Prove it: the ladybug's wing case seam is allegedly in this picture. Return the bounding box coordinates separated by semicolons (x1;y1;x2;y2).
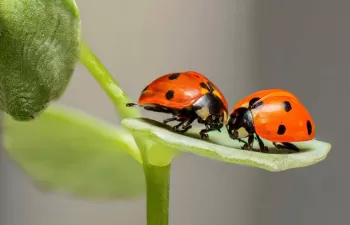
251;90;299;109
231;89;288;112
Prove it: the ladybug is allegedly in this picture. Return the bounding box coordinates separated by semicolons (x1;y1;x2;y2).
226;88;315;152
126;71;228;139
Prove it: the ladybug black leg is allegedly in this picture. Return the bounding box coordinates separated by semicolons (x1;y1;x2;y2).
172;116;196;133
241;134;254;150
180;116;197;133
255;134;268;153
237;138;248;145
199;130;209;139
163;116;180;124
273;142;282;149
199;122;223;139
273;142;300;152
172;121;186;132
282;142;300;152
179;124;192;133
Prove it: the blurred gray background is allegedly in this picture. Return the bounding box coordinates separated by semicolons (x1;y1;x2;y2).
0;0;347;225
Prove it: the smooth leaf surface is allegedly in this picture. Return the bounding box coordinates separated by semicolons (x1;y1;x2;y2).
2;105;145;199
0;0;81;120
122;118;331;172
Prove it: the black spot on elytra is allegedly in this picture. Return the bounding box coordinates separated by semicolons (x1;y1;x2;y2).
306;120;312;135
249;97;263;109
165;90;175;100
200;82;208;89
282;101;292;112
277;124;286;135
168;73;180;80
142;85;148;92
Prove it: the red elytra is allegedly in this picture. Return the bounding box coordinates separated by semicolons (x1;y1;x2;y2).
226;89;315;152
126;71;228;139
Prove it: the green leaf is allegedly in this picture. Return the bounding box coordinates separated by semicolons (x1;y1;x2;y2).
2;105;146;199
0;0;81;121
122;118;331;172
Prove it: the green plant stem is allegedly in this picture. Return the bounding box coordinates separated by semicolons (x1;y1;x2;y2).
79;40;140;118
80;40;171;225
143;163;170;225
134;135;170;225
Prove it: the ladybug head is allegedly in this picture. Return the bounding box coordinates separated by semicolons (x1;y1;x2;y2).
193;93;228;128
226;107;254;139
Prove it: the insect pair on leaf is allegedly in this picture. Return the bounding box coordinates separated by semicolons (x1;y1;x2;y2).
126;71;315;153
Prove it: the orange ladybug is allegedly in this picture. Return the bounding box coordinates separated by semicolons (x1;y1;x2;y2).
226;89;315;152
126;71;228;139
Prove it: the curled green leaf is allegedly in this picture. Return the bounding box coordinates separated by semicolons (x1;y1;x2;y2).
0;0;81;120
122;118;331;172
2;105;145;199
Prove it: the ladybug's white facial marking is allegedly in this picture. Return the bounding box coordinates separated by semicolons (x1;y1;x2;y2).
226;107;253;140
236;127;249;138
227;125;249;139
223;111;228;124
195;107;210;120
